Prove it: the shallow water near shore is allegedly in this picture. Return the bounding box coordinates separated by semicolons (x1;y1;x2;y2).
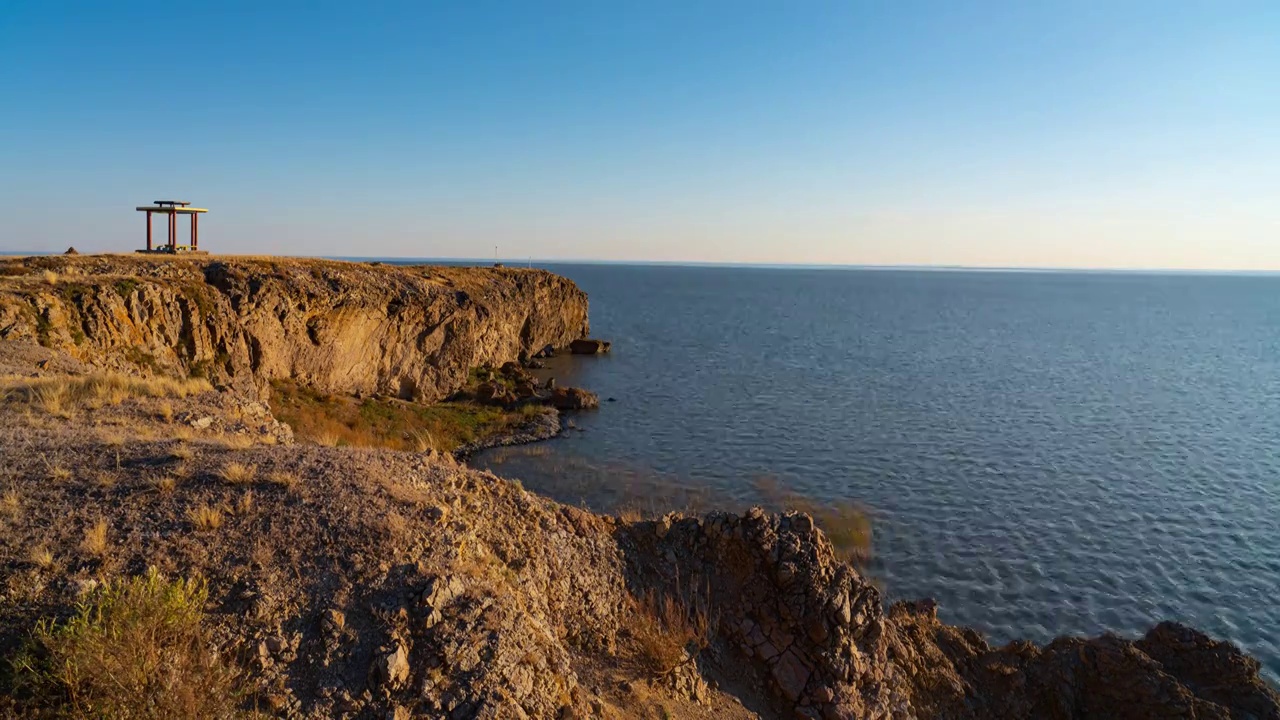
411;262;1280;684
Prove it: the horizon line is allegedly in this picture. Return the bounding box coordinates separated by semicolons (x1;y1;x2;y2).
4;249;1280;276
334;255;1280;276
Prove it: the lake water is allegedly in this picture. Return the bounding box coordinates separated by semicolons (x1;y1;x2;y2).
462;263;1280;684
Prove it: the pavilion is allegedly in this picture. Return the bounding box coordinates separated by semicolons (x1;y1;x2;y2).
135;200;208;253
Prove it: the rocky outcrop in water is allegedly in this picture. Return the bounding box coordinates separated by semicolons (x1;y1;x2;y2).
626;509;1279;719
0;255;589;402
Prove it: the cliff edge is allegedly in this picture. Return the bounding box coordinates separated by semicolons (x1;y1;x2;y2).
0;254;588;401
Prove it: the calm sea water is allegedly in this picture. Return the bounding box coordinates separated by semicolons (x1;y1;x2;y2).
460;263;1280;684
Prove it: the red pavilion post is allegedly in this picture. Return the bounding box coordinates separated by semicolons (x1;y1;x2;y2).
145;211;152;251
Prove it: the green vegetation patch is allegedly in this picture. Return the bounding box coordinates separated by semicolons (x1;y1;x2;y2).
8;568;253;719
111;278;140;299
124;347;161;373
271;379;543;453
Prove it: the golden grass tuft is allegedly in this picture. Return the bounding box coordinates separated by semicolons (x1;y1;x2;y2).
29;544;54;569
1;489;20;516
9;568;249;718
95;428;127;446
408;428;434;453
42;269;58;285
212;434;255;450
218;462;257;485
266;470;298;489
234;491;254;516
43;456;72;482
630;589;714;676
154;476;178;495
314;429;342;447
187;503;224;530
169;444;195;461
615;505;646;524
80;520;110;557
156;400;175;422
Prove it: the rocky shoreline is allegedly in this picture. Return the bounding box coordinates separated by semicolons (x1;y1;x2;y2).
452;407;564;460
0;256;1276;719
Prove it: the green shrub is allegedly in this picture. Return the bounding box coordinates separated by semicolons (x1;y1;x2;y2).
10;568;254;719
112;278;139;299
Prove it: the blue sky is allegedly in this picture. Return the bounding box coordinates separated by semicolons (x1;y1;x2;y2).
2;1;1277;267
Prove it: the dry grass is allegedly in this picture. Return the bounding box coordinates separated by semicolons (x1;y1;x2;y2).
408;427;434;453
9;568;251;718
80;520;110;557
266;470;298;490
154;476;178;495
156;400;175;422
314;429;341;447
1;489;19;516
754;476;873;565
630;587;714;675
169;444;195;461
187;503;224;530
43;456;72;482
28;544;54;569
234;491;255;516
95;428;127;446
42;269;58;285
93;471;117;489
0;373;211;415
212;434;256;450
615;505;646;523
218;462;257;485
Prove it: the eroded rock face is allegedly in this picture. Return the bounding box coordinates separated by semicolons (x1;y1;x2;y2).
622;510;1280;720
623;509;906;718
0;255;589;401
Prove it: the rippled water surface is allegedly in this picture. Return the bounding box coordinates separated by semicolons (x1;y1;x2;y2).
467;264;1280;683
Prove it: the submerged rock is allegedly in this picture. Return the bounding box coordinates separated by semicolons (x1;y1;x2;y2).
569;338;611;354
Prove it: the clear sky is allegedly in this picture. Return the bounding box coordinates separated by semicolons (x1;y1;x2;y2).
1;1;1277;268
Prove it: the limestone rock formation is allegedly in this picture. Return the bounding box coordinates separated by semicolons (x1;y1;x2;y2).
0;255;589;402
623;509;1280;719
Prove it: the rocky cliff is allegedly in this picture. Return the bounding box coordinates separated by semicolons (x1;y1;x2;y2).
0;254;589;401
0;258;1276;719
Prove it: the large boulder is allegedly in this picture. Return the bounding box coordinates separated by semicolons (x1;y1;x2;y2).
569;338;611;355
549;387;599;410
